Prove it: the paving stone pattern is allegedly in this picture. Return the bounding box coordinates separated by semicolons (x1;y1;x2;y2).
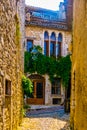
18;106;70;130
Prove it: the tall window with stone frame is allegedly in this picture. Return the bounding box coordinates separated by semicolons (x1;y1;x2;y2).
56;33;62;57
44;31;49;56
51;78;61;95
50;32;56;57
26;39;33;52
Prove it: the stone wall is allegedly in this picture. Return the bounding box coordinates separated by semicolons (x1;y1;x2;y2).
64;0;73;30
43;74;65;105
25;26;72;56
71;0;87;129
0;0;25;130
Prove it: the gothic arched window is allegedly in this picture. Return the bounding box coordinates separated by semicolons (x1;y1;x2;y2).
44;31;49;56
50;32;56;57
57;33;62;57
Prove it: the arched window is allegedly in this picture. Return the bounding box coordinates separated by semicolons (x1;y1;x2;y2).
50;32;56;57
57;33;62;57
44;31;49;56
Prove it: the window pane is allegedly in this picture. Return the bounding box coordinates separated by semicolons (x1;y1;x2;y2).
44;31;49;40
44;41;47;55
56;43;61;57
44;41;49;56
50;32;56;41
36;83;43;98
52;87;55;94
51;78;61;95
50;42;55;56
56;87;61;95
58;33;62;42
27;40;33;52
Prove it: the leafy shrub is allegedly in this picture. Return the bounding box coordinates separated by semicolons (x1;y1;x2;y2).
22;75;33;97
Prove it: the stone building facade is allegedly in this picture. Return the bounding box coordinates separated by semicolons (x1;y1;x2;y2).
70;0;87;130
25;0;72;105
0;0;25;130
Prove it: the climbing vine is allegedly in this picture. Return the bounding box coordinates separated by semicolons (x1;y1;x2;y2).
24;46;71;88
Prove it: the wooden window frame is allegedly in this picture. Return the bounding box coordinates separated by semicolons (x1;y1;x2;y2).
51;78;61;95
44;40;49;56
50;41;56;57
57;42;61;57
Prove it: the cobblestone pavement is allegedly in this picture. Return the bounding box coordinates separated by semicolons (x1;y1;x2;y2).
18;106;70;130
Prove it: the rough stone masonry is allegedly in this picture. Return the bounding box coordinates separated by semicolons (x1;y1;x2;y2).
70;0;87;130
0;0;25;129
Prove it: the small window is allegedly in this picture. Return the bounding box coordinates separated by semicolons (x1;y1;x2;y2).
51;78;61;95
26;40;33;52
5;79;11;95
53;98;61;105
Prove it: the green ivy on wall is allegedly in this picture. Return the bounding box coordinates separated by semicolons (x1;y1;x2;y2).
24;46;71;88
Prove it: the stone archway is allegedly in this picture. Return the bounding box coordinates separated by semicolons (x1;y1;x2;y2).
27;74;45;105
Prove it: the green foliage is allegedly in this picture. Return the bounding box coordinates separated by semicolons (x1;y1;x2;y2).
23;104;31;109
57;55;71;87
22;75;33;97
21;105;31;117
31;45;43;53
21;108;26;117
24;46;71;88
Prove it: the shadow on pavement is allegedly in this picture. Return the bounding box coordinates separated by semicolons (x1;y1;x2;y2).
25;105;69;121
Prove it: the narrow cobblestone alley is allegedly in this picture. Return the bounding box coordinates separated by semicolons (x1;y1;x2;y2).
18;106;70;130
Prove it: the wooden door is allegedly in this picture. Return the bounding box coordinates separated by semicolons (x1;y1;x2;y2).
27;74;45;105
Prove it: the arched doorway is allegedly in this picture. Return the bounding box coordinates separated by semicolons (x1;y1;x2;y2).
27;74;45;105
